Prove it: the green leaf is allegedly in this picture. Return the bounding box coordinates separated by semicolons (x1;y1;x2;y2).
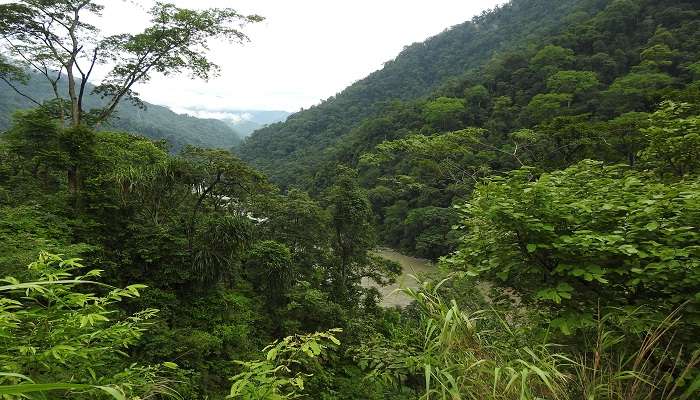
266;347;278;361
680;373;700;400
645;221;659;231
163;362;179;369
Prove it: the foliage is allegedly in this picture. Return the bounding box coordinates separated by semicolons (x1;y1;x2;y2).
0;252;178;399
324;167;379;302
640;101;700;177
360;274;700;399
448;160;700;335
572;307;700;400
356;276;570;399
245;241;294;309
228;329;342;399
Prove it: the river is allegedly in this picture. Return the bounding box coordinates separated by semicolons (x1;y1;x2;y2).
362;247;436;307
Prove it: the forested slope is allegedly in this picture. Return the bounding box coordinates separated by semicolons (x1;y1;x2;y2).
247;0;700;259
237;0;609;186
0;73;243;150
354;0;700;258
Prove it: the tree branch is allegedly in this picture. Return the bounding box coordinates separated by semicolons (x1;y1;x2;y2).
0;76;41;106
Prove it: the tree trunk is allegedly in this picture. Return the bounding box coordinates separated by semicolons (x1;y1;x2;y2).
66;62;81;127
67;165;79;195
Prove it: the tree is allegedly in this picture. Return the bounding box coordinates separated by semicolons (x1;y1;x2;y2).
3;108;64;179
256;189;330;269
244;240;294;309
0;0;263;127
546;70;599;106
640;101;700;177
180;146;265;250
600;111;650;166
524;93;572;123
324;167;376;302
176;147;268;284
530;45;575;76
463;84;491;124
422;97;466;132
603;72;675;113
229;329;341;400
402;206;461;259
639;44;678;71
361;128;504;187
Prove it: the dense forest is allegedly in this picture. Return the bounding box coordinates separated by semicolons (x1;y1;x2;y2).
241;0;700;260
237;0;609;186
1;0;699;399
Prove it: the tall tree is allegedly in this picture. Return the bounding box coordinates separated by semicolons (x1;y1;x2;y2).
324;166;375;301
0;1;262;196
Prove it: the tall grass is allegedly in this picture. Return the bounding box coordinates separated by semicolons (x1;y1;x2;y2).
365;275;700;400
398;275;571;399
573;304;700;400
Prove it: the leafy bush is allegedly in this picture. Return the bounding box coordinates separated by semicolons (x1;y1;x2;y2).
229;329;342;399
449;160;700;334
0;253;178;399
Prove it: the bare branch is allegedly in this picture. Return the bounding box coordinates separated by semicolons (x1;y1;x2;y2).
0;75;41;106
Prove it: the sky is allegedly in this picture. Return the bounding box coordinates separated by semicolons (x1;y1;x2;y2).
94;0;506;116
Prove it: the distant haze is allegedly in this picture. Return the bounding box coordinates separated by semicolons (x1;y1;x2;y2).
88;0;505;115
181;109;292;137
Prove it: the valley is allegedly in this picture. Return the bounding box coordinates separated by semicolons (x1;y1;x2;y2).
0;0;699;399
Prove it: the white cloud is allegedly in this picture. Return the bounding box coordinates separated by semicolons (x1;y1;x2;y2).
22;0;509;113
175;109;254;123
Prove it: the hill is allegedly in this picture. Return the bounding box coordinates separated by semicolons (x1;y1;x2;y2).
236;0;608;186
0;73;244;150
241;0;700;259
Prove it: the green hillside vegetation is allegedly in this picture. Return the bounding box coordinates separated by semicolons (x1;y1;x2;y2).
0;71;243;151
244;0;700;260
0;0;699;399
237;0;610;186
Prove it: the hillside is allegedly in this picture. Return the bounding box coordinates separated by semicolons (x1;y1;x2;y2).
240;0;700;259
0;74;244;150
1;0;699;398
353;0;700;259
237;0;608;186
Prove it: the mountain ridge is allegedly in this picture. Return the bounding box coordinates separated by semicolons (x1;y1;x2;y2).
237;0;606;186
0;72;245;151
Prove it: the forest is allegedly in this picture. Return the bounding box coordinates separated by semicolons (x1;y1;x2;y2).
0;0;699;399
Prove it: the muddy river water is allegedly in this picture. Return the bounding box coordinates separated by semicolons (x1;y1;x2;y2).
361;247;436;307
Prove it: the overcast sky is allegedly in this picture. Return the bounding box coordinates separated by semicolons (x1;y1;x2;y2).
94;0;506;115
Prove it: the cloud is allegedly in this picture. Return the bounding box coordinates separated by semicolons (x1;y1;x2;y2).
92;0;506;113
175;109;255;123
